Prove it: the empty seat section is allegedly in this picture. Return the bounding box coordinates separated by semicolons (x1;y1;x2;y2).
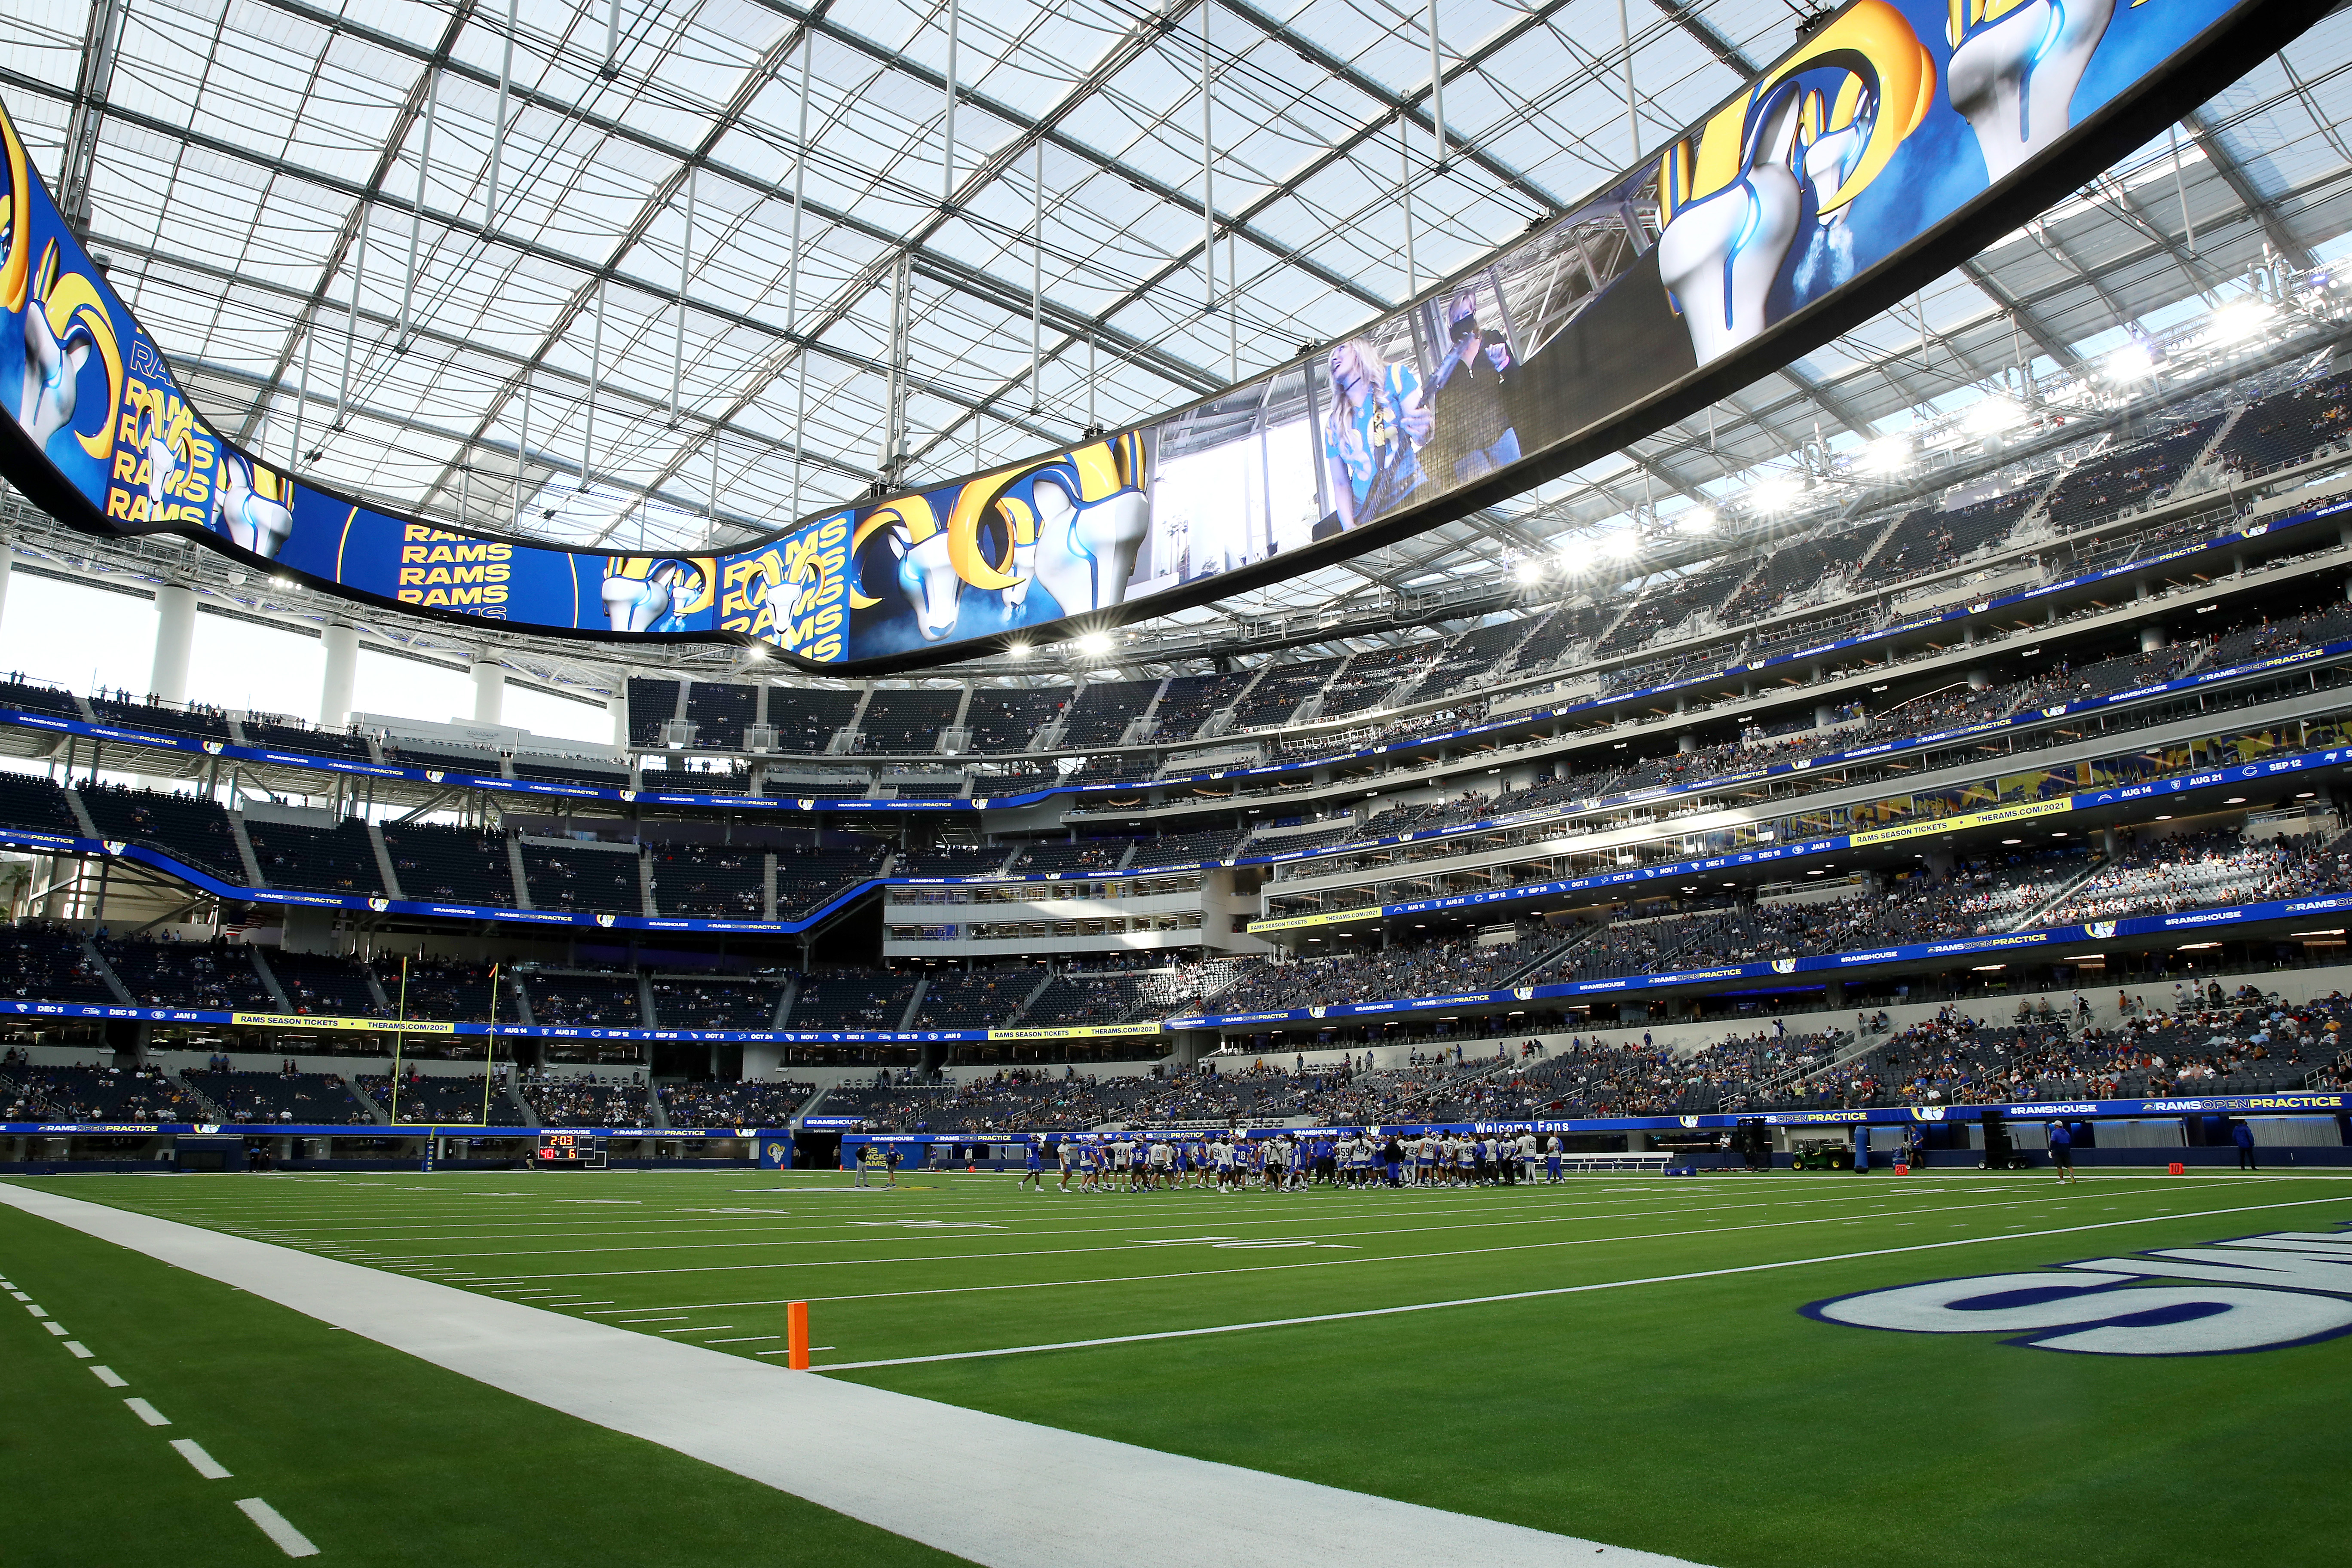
0;772;83;834
78;785;245;884
1059;678;1161;747
0;676;82;719
859;687;962;753
912;967;1031;1028
2041;416;2222;531
380;823;518;905
626;676;681;746
524;972;644;1026
650;847;765;918
1421;619;1527;686
512;753;631;787
1231;660;1339;730
1011;839;1128;874
188;1071;376;1124
239;718;374;760
382;743;503;776
363;1073;523;1124
99;937;273;1009
684;681;758;747
775;841;888;916
521;843;643;914
246;820;384;894
1147;671;1250;740
649;977;784;1028
2217;371;2352;476
372;959;511;1022
1317;645;1434;717
767;686;861;753
789;971;917;1029
89;696;233;740
268;951;387;1016
1127;827;1244;869
964;686;1066;752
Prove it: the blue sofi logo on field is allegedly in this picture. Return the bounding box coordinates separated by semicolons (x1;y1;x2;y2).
1803;1227;2352;1356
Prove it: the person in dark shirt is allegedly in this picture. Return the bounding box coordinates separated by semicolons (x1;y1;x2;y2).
2046;1119;2077;1183
2232;1118;2257;1171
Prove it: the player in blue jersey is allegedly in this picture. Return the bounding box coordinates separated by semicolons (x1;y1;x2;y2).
1019;1134;1045;1191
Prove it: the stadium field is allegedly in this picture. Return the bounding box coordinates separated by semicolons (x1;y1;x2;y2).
5;1168;2349;1566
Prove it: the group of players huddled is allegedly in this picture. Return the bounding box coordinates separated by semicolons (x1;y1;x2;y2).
1017;1128;1572;1191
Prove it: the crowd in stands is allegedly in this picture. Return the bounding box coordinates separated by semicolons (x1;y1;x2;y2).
0;1060;206;1122
658;1078;815;1127
517;1072;649;1126
186;1068;374;1124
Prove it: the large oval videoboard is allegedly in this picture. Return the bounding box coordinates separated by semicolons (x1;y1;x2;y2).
0;0;2318;673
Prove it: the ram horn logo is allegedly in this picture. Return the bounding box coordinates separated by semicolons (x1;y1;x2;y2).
1655;0;1934;364
1909;1106;1947;1121
2088;921;2118;939
1805;1223;2352;1356
1308;1005;1328;1019
798;799;816;810
1513;987;1535;1001
595;913;618;928
102;839;126;855
201;740;225;755
425;769;445;784
367;897;390;912
618;789;637;802
2043;706;2068;718
1678;1115;1700;1129
1772;958;1798;974
1948;0;2114;182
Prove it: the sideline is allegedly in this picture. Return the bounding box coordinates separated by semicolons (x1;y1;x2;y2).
0;1182;1703;1568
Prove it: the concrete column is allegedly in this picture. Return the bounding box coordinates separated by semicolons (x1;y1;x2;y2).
1966;668;1991;692
1813;703;1836;729
150;582;197;703
1676;732;1699;754
2139;625;2167;653
2102;825;2121;858
319;622;359;728
606;674;632;750
0;542;12;640
470;657;505;724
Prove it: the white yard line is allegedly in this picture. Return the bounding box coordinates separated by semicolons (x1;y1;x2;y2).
0;1182;1704;1568
815;1195;2352;1371
235;1498;318;1559
171;1438;233;1479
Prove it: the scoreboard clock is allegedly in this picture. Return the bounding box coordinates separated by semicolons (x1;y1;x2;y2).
535;1132;608;1168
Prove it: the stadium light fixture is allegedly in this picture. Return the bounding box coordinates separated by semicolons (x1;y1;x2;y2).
1075;632;1114;657
1749;475;1801;511
1965;397;2022;437
2104;342;2155;382
1861;435;1911;475
1513;557;1546;584
1678;506;1715;534
2211;298;2273;343
1604;530;1641;560
1007;640;1031;659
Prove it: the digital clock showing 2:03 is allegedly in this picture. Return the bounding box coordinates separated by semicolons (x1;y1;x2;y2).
535;1132;603;1162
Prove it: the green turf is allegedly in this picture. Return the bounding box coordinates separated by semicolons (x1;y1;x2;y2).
9;1167;2351;1566
0;1196;973;1568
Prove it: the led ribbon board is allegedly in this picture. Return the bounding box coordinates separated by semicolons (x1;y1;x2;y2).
0;0;2316;674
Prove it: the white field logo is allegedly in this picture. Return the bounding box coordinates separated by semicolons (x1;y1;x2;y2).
1804;1225;2352;1356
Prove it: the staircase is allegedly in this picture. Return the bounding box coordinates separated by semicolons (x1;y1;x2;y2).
1997;858;2112;932
505;836;533;910
247;946;294;1010
61;786;100;840
228;813;267;888
366;822;404;899
898;975;930;1031
77;932;135;1003
1000;968;1059;1028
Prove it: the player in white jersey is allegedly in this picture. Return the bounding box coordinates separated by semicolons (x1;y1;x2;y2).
1057;1136;1077;1193
1544;1134;1563;1183
1517;1130;1538;1185
1212;1137;1235;1191
1147;1137;1173;1188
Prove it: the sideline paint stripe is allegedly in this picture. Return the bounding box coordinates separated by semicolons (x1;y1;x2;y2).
124;1397;171;1426
0;1183;1701;1568
815;1195;2352;1371
172;1439;233;1479
90;1365;127;1388
235;1498;318;1559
